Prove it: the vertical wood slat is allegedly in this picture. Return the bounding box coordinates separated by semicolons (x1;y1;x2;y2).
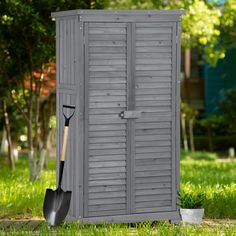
76;18;85;219
126;23;132;214
83;22;89;218
175;20;182;215
130;22;136;214
171;22;177;210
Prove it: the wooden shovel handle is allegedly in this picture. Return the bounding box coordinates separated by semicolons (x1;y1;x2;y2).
61;126;69;161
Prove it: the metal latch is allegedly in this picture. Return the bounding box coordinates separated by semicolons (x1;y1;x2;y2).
119;110;142;119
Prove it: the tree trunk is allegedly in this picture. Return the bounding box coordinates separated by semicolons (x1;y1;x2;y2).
207;124;213;151
28;148;47;181
2;100;15;170
181;113;188;151
189;118;195;152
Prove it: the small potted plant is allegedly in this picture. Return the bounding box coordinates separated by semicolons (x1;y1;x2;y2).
178;191;205;224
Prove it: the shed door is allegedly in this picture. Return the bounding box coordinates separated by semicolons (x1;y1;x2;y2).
83;22;177;217
83;22;130;217
133;22;177;213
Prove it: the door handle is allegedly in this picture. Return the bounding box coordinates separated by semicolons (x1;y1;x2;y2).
119;110;142;119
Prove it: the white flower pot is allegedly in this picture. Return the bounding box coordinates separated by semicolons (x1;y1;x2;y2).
180;208;204;224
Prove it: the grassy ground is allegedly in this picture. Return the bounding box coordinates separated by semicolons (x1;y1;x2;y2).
1;221;236;236
0;152;236;235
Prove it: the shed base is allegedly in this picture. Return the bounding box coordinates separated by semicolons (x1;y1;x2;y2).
66;210;181;224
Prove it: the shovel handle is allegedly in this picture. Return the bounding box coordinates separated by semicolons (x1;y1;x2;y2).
61;126;69;161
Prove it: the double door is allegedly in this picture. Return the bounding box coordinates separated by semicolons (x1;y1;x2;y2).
83;21;178;217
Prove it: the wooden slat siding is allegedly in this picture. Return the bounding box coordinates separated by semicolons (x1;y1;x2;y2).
89;96;126;102
90;90;126;96
136;47;172;53
136;41;172;47
136;200;172;208
136;65;171;71
134;206;173;214
88;210;126;217
89;173;126;180
136;164;171;171
58;18;76;85
89;124;126;131
88;198;126;205
135;141;171;147
135;170;171;178
57;17;78;219
136;52;171;59
89;180;126;187
136;122;171;129
89;160;126;168
89;53;127;59
134;23;174;213
89;204;126;211
89;185;126;193
136;159;171;166
136;176;171;184
171;22;177;210
136;88;171;95
175;20;182;215
89;47;127;54
135;152;171;159
83;22;90;218
136;182;171;189
135;134;171;141
89;65;126;71
85;22;128;217
89;59;126;65
136;28;172;34
89;137;126;143
136;78;172;83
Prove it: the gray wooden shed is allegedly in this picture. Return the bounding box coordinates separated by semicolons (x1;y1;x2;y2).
51;9;185;223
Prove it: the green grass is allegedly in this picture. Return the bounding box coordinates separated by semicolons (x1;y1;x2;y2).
1;152;236;234
181;159;236;218
0;155;55;218
1;221;236;236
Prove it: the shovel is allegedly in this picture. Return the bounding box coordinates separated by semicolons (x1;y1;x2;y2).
43;104;75;226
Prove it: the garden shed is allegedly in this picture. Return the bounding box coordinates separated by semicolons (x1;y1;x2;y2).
51;9;185;223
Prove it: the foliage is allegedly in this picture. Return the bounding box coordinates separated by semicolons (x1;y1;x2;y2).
181;150;217;161
220;0;236;49
178;191;205;209
218;88;236;134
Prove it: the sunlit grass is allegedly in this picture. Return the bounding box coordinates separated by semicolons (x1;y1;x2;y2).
181;159;236;218
1;221;236;236
0;154;55;218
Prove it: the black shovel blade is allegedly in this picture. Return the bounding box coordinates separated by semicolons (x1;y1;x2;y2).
43;188;72;226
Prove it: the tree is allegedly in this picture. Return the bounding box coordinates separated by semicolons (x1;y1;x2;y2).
0;0;109;181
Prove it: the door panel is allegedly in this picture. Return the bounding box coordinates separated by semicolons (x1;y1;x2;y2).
133;22;176;213
84;22;129;217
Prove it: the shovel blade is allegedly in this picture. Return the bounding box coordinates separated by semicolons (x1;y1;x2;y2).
43;188;72;226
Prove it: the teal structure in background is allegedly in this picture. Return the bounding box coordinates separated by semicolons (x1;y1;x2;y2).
203;48;236;115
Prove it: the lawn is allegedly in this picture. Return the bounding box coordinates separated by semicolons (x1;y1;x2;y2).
0;152;236;235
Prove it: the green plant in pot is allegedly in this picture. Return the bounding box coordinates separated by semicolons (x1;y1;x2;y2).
178;191;205;224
